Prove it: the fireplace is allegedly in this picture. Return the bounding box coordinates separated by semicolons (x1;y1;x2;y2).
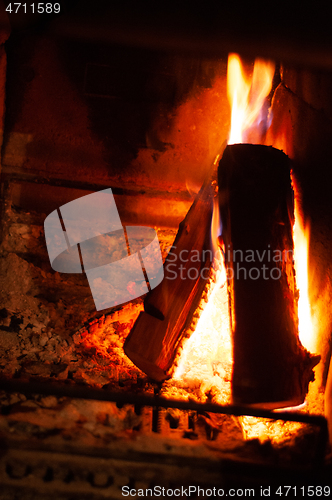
0;2;332;497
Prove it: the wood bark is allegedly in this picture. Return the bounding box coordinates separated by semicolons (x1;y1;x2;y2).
218;144;320;408
124;168;217;381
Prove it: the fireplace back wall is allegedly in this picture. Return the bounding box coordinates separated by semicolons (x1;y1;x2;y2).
1;2;332;496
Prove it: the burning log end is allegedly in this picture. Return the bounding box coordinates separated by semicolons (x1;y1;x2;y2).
298;352;321;391
124;311;168;382
306;353;321;371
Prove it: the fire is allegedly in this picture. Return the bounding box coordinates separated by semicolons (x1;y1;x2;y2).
167;53;320;444
227;54;316;355
292;181;315;352
172;256;230;392
172;206;232;404
227;54;275;144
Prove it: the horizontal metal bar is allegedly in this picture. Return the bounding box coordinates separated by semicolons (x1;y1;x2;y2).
0;378;328;467
0;168;191;202
0;378;326;424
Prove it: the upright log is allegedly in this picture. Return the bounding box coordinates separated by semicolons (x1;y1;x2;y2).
218;144;319;408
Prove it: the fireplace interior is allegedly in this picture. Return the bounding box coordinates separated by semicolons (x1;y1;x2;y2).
0;2;332;498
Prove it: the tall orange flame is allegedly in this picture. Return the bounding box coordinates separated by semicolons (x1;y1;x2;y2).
227;54;275;144
293;184;315;352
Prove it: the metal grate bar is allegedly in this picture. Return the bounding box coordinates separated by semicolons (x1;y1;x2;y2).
0;378;328;466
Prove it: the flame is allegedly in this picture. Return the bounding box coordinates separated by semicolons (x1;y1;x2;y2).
292;181;315;352
173;257;228;377
227;54;275;144
172;200;232;405
211;197;222;256
172;252;232;405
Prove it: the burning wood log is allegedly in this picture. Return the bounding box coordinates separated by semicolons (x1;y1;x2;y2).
144;169;217;321
124;166;218;381
218;144;320;408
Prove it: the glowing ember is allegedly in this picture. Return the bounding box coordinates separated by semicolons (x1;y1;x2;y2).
239;415;304;444
292;180;315;352
227;54;275;144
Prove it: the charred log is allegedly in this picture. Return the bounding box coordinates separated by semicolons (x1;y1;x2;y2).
218;144;320;408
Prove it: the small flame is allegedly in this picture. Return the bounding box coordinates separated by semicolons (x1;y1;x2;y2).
211;197;222;256
293;182;315;352
227;54;275;144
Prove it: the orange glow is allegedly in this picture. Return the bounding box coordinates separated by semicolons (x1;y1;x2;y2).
172;196;232;404
227;54;275;144
172;256;230;393
292;180;315;352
